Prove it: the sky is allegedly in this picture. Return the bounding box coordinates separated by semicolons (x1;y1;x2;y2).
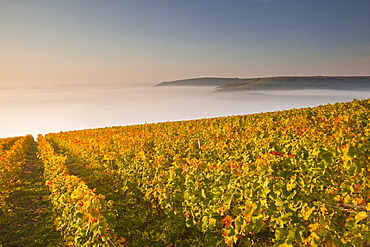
1;0;370;86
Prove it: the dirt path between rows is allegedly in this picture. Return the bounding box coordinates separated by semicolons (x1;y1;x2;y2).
0;141;62;247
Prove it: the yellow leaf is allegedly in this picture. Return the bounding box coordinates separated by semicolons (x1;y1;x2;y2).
303;207;315;221
355;211;368;223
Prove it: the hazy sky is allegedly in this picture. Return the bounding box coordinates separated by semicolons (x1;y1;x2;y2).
1;0;370;85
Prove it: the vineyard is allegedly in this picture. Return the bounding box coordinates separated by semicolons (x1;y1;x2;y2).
0;135;33;218
0;98;369;246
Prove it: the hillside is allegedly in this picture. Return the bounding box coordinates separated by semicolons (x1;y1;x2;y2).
156;76;370;91
156;77;246;87
1;99;370;246
217;76;370;91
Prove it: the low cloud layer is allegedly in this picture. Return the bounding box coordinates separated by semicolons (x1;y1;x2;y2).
1;84;369;138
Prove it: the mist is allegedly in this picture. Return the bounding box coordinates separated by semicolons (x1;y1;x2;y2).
1;83;369;138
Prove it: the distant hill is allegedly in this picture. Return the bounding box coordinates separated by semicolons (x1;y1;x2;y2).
156;77;246;87
156;76;370;91
217;76;370;91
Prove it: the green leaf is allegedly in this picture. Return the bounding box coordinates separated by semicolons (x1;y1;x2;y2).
275;228;287;241
234;215;243;234
287;228;296;241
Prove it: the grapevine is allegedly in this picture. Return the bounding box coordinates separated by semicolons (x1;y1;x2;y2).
45;99;370;246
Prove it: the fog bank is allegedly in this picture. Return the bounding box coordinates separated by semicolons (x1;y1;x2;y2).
1;84;369;138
